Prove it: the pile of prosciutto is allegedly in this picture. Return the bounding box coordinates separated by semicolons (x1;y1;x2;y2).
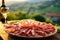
5;19;57;38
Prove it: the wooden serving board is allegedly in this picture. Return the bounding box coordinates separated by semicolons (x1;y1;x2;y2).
0;22;60;40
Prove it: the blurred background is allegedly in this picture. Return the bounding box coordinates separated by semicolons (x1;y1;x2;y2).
0;0;60;26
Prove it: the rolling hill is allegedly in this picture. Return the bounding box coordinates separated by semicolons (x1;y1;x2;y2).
8;0;60;14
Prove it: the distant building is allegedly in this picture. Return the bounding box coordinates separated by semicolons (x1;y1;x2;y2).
45;13;60;23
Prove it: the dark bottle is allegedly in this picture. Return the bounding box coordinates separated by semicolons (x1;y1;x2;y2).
0;37;3;40
0;0;9;24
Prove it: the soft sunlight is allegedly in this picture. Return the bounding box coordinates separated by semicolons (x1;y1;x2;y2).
0;0;28;5
0;0;28;3
0;0;28;2
6;0;28;2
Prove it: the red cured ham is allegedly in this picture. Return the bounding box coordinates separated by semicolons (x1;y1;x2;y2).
5;19;57;38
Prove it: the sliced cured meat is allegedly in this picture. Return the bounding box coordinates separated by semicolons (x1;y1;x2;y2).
5;19;57;38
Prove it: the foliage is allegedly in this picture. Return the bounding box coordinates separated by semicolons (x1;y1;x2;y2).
57;19;60;23
57;19;60;25
46;18;53;24
17;12;30;20
7;11;46;22
57;28;60;33
7;12;30;20
7;13;17;20
6;11;60;26
31;14;46;22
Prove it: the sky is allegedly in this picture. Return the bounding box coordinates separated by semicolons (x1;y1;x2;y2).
0;0;28;3
0;0;52;6
0;0;28;2
0;0;52;3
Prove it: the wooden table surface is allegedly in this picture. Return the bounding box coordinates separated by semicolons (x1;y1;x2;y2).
0;22;60;40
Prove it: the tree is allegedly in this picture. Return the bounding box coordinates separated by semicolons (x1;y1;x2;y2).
7;13;17;20
17;12;30;20
32;14;46;22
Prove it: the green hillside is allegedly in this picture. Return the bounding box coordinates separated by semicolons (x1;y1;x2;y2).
41;7;60;13
9;0;60;14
